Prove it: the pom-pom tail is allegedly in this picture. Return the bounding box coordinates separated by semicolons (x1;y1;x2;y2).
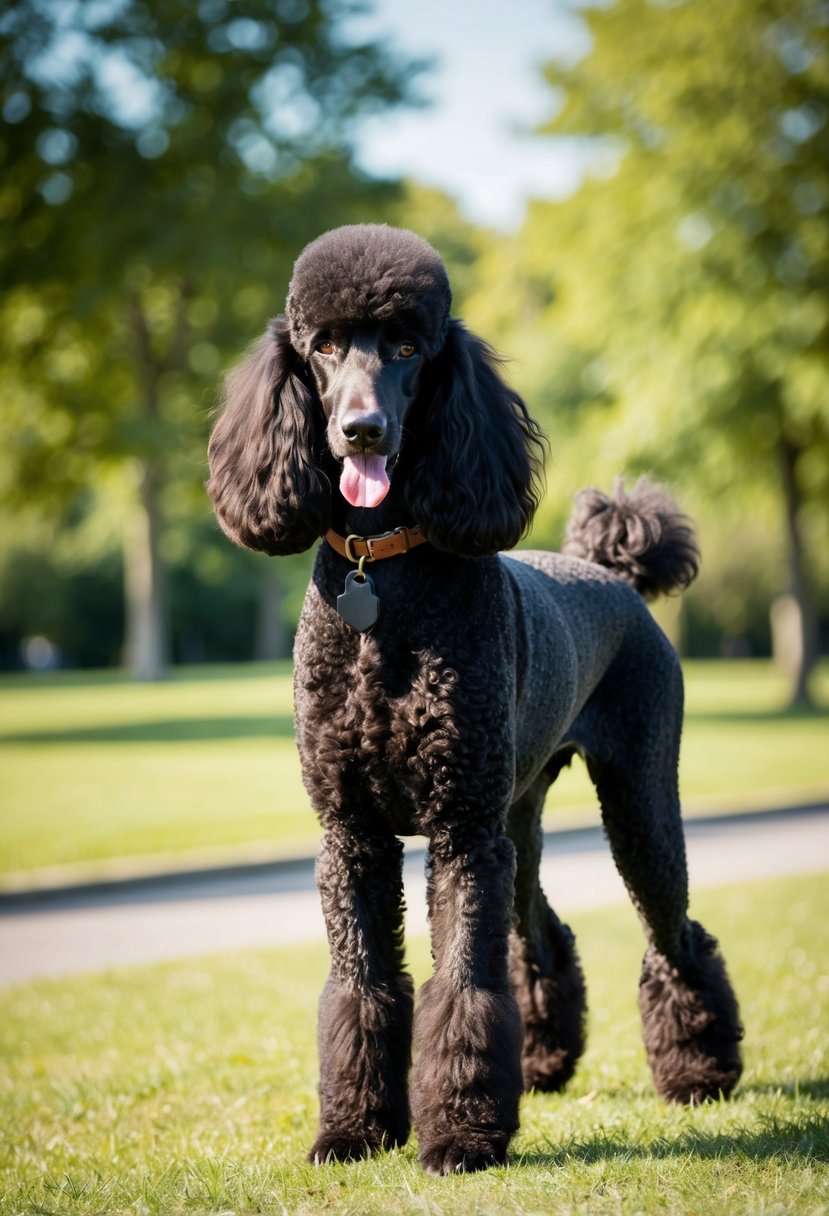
563;477;699;600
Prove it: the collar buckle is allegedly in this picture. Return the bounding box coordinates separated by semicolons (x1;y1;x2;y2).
326;525;427;564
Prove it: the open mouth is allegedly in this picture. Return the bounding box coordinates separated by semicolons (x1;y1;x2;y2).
339;452;393;508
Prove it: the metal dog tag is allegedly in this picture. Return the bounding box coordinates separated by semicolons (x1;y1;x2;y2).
336;570;380;632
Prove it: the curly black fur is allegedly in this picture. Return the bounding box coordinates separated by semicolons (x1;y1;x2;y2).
206;223;742;1174
287;224;452;360
639;921;744;1103
564;477;700;600
401;320;546;555
207;317;332;554
507;773;587;1093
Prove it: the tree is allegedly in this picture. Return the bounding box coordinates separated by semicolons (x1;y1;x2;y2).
0;0;421;677
507;0;828;703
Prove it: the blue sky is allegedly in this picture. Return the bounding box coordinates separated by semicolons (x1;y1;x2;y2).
27;0;591;233
347;0;591;230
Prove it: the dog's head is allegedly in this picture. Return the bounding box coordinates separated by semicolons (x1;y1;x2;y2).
285;226;449;512
207;224;546;556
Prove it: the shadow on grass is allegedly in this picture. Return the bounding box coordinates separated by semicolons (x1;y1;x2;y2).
517;1105;829;1167
2;714;296;744
0;661;294;690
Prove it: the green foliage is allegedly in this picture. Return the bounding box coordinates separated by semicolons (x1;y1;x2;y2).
1;0;419;478
465;0;829;668
0;872;827;1214
0;535;123;670
538;0;829;486
3;0;828;672
0;166;500;669
387;180;498;310
0;0;423;672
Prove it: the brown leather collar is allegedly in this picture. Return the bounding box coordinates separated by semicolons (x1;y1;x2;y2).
324;525;428;563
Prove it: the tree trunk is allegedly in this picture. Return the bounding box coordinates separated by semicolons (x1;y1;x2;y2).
776;437;817;708
123;460;169;681
123;296;174;681
255;564;289;660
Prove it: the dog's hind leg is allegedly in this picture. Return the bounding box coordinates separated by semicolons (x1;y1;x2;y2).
507;767;587;1093
580;643;743;1104
309;826;413;1163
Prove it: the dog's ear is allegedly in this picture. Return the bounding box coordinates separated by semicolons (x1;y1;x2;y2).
403;320;547;555
207;317;330;555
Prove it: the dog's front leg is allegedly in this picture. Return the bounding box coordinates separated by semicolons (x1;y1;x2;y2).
411;828;524;1174
309;826;413;1164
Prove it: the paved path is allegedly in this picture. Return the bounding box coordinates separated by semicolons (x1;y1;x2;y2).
1;805;827;986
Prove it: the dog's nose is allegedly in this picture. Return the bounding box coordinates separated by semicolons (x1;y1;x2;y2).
341;409;387;448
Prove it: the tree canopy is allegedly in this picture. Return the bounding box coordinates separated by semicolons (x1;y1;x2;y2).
2;0;826;693
0;0;422;676
467;0;829;701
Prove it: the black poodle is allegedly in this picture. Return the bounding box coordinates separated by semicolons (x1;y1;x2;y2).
207;224;743;1175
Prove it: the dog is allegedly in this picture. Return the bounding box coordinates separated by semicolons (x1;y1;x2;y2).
207;223;742;1174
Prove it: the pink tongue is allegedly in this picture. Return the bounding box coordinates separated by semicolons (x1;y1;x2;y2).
339;454;390;508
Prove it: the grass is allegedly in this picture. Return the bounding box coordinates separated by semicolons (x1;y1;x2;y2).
0;663;315;879
1;870;827;1214
0;660;827;881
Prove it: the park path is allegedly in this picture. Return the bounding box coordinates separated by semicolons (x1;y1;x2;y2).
0;805;827;986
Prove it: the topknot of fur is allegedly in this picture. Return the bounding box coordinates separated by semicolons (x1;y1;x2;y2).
286;224;452;359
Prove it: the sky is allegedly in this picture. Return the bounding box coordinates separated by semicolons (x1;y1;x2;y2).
27;0;591;234
346;0;592;231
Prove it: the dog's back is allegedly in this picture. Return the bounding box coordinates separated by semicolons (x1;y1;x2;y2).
502;477;698;797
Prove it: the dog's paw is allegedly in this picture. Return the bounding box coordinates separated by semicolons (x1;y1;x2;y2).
419;1130;509;1175
639;931;743;1105
308;1132;374;1165
522;1044;577;1094
309;1121;409;1166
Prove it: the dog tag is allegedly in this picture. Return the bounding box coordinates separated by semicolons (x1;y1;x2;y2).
336;570;380;632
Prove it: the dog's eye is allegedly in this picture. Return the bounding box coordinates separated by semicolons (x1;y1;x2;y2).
316;340;335;356
398;342;417;359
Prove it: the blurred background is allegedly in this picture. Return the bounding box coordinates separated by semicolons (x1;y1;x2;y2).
1;0;827;707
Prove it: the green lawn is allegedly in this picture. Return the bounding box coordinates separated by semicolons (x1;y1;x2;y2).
1;871;827;1215
0;660;827;882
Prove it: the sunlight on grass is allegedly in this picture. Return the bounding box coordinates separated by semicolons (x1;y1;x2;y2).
0;660;826;879
543;659;829;825
0;872;826;1214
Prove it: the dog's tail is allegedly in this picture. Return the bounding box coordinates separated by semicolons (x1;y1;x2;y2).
562;477;699;601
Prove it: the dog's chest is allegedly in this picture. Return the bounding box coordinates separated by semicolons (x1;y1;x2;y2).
293;628;462;832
